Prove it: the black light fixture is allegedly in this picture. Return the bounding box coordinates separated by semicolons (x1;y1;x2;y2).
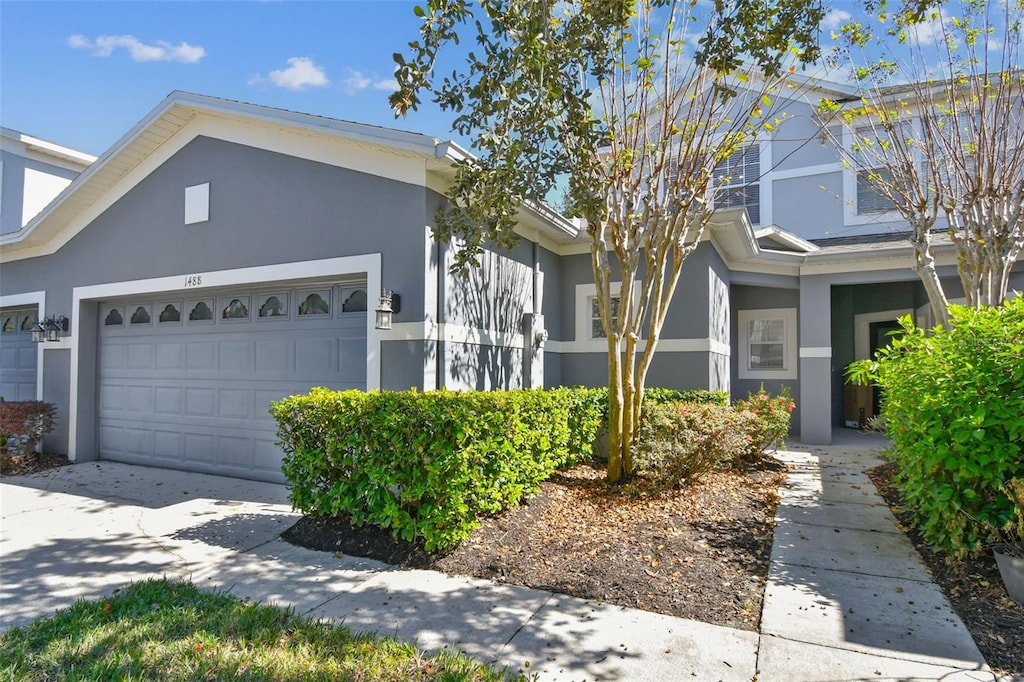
374;290;401;330
32;316;69;343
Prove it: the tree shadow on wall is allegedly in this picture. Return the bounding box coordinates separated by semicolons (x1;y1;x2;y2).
444;248;532;390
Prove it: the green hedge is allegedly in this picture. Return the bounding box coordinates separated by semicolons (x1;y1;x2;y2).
272;387;604;552
848;299;1024;558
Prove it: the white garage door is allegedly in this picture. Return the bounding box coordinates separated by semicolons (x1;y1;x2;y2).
0;307;39;401
98;283;368;482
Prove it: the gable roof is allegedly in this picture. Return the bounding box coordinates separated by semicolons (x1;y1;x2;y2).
1;92;578;262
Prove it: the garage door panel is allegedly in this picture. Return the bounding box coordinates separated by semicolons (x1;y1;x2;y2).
186;342;217;370
219;341;251;371
256;340;294;372
154;430;183;458
154;387;184;414
127;344;155;370
217;389;251;419
295;338;334;372
185;387;216;416
156;344;184;369
98;284;367;483
102;343;127;369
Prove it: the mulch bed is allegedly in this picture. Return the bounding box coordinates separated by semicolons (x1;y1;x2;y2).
0;453;71;478
283;458;787;631
868;462;1024;678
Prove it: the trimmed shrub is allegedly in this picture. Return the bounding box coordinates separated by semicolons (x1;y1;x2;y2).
734;385;795;460
848;299;1024;558
0;400;57;460
634;402;746;485
272;387;604;552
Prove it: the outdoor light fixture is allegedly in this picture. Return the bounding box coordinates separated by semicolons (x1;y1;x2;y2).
31;316;69;343
374;290;401;330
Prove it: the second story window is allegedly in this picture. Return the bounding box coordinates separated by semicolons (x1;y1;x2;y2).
856;167;897;213
713;145;760;224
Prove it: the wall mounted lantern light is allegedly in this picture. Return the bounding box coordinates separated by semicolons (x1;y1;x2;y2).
32;316;69;343
374;290;401;330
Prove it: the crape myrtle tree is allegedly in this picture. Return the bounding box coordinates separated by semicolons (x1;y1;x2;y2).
390;0;825;483
819;0;1024;327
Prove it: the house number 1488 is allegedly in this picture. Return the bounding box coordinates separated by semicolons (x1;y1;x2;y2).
184;275;203;287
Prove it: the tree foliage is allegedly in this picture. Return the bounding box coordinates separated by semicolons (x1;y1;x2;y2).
820;0;1024;326
391;0;824;482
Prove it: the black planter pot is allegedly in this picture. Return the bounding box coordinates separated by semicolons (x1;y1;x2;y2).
993;543;1024;604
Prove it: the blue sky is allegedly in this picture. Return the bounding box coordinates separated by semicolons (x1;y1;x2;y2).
1;1;464;156
1;0;957;159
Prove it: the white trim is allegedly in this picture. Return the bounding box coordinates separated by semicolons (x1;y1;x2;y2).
0;290;45;400
546;337;731;355
738;307;798;380
67;254;381;459
377;321;526;349
799;346;832;358
854;308;912;360
768;162;843;181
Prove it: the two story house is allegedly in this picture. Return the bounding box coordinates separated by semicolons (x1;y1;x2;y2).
1;88;1020;482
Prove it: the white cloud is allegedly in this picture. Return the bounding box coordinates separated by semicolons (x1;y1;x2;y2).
250;57;329;91
821;9;852;32
67;34;205;63
341;68;398;95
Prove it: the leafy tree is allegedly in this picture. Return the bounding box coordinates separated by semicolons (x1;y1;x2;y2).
819;0;1024;327
390;0;824;483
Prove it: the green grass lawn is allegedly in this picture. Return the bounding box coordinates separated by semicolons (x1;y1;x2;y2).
0;579;524;681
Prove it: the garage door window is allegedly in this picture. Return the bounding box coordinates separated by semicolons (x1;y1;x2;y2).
258;293;288;319
221;297;250;321
130;305;151;325
2;315;15;333
158;302;182;323
298;291;330;316
103;307;124;326
188;300;214;322
341;288;367;313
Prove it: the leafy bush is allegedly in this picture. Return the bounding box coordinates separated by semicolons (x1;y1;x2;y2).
272;387;604;552
848;299;1024;558
734;385;795;459
0;400;57;460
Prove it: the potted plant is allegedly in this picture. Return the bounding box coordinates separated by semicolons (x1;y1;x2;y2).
992;479;1024;604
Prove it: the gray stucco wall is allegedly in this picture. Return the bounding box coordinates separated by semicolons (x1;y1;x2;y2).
772;172;843;239
2;135;441;454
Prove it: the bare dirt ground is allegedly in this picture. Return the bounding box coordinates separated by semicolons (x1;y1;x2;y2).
285;459;787;631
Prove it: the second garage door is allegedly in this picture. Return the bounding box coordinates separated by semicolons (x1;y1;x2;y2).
98;282;368;482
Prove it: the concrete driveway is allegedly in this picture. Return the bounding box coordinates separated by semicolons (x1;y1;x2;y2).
1;461;298;630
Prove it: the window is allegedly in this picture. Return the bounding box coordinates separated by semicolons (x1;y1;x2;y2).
103;307;124;327
714;145;760;224
590;295;620;339
856;168;896;214
158;303;182;323
258;294;288;319
298;291;330;316
2;315;15;333
738;308;797;380
221;297;249;320
130;305;152;325
341;288;367;313
188;300;214;322
575;281;637;343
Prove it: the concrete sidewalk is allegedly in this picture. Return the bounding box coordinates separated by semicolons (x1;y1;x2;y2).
0;441;1006;681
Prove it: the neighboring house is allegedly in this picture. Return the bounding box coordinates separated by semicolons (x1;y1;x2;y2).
1;90;1020;483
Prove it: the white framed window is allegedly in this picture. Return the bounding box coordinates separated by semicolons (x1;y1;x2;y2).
738;308;797;380
714;145;760;224
575;281;638;343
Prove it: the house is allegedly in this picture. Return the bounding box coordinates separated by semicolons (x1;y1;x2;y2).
1;90;1021;483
